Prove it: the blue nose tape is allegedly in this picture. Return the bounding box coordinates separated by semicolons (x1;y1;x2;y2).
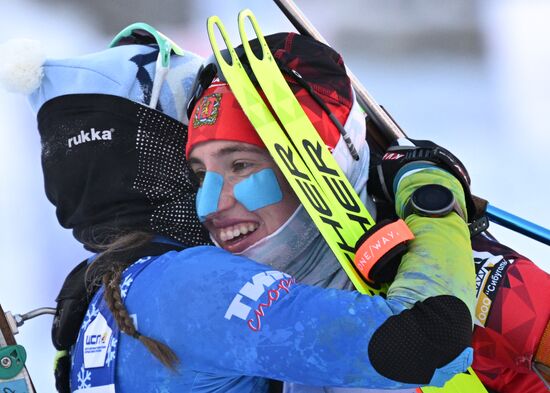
195;168;283;221
196;171;223;222
234;168;283;211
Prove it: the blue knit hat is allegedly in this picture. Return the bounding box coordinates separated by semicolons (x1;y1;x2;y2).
0;24;211;248
1;23;203;124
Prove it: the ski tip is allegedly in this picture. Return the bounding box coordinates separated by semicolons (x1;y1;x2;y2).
238;8;271;63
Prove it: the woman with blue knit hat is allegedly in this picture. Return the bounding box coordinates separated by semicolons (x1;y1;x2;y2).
1;25;214;391
0;24;477;393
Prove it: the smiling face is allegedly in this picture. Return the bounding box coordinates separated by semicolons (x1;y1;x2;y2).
188;140;300;253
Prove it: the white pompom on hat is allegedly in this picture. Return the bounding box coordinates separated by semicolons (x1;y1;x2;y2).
0;27;212;248
0;36;204;123
0;39;46;95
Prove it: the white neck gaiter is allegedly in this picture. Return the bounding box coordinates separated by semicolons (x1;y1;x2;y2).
237;105;376;291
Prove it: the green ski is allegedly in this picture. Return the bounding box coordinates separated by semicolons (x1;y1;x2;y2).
235;10;486;393
207;15;384;296
237;9;379;255
216;9;486;393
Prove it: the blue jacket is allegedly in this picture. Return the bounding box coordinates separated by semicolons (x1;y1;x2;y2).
70;243;472;392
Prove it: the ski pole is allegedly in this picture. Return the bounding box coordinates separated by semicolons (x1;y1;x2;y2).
3;307;56;335
273;0;406;148
272;0;550;246
487;204;550;246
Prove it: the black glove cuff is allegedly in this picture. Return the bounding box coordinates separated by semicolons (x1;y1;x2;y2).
384;139;480;221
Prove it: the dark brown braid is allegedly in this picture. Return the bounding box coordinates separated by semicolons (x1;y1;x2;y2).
85;231;179;371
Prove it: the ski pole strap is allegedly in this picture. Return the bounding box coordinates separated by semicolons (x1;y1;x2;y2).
468;215;489;238
354;219;414;283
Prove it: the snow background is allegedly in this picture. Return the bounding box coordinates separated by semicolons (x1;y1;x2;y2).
0;0;548;391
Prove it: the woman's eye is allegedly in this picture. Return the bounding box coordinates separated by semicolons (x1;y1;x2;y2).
193;170;206;185
232;161;253;173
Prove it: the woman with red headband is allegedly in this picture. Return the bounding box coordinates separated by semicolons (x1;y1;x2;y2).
186;32;477;393
185;32;550;393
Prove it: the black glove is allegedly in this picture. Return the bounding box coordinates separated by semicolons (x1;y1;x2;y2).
368;138;480;222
